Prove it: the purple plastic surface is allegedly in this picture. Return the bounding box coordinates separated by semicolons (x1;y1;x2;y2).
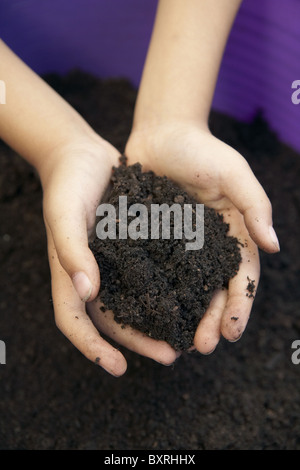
1;0;299;151
213;0;300;152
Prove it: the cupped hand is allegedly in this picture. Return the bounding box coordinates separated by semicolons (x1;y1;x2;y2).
125;121;280;354
41;134;177;376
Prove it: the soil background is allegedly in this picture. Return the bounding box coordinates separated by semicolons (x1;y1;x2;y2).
0;71;299;450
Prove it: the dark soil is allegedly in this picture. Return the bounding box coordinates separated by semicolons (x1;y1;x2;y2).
0;70;300;450
90;158;241;351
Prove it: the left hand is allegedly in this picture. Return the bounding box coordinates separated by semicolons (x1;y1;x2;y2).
125;121;280;354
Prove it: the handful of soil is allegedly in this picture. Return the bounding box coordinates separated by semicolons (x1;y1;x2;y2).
90;158;241;351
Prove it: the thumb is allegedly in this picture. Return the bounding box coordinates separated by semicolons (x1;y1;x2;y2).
44;208;100;302
221;155;280;253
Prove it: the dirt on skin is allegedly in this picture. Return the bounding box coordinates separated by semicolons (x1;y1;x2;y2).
90;157;241;351
0;71;300;450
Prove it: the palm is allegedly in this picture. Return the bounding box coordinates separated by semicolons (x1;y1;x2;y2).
43;137;177;375
125;124;264;353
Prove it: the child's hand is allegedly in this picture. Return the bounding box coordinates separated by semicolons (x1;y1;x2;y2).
42;136;177;376
125;121;280;354
0;40;178;375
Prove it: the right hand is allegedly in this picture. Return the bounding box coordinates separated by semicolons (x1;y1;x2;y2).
42;134;178;376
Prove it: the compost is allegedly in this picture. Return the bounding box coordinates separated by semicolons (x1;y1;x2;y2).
0;71;299;450
90;158;241;350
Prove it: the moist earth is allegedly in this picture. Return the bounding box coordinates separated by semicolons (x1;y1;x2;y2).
90;158;241;350
0;71;299;450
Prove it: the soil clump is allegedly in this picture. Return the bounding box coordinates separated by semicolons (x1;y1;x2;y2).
90;157;241;350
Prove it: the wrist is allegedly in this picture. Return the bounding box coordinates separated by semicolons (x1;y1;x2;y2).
36;129;117;188
125;118;211;171
130;113;209;137
131;81;211;133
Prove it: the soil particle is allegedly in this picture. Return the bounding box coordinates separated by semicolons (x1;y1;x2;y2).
246;276;256;298
90;157;241;351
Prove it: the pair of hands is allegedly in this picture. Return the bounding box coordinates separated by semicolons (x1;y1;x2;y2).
43;122;279;377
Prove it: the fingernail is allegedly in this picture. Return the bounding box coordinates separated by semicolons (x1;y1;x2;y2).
72;271;92;301
203;346;216;355
269;226;280;251
228;332;243;343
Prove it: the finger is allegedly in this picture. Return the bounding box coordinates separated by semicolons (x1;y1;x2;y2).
87;299;179;366
194;289;227;354
47;230;127;376
221;150;280;254
44;195;100;303
220;236;260;342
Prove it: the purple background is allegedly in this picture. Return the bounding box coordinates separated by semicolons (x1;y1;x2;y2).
1;0;300;151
